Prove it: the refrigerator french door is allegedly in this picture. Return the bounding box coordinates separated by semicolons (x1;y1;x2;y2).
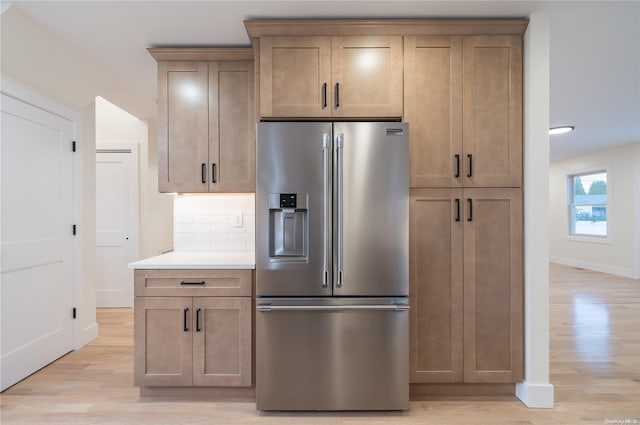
256;122;409;411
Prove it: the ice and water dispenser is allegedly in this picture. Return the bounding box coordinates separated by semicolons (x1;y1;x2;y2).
268;193;308;261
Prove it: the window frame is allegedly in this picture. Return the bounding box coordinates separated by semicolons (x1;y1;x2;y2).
566;167;612;244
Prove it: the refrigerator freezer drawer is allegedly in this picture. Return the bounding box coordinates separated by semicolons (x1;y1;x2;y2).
256;298;409;411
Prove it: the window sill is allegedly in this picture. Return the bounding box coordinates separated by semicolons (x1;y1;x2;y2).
565;234;612;245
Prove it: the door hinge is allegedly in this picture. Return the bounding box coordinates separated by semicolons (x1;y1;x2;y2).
72;141;76;152
72;307;77;319
72;224;77;235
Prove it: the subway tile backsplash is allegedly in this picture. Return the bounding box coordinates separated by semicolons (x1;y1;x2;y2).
174;194;255;252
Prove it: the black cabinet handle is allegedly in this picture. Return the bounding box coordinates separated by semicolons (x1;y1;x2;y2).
455;154;461;178
211;163;216;183
196;308;201;332
322;83;327;108
467;198;473;222
201;163;206;184
335;82;340;108
455;198;460;222
183;308;189;332
180;280;205;286
467;154;473;178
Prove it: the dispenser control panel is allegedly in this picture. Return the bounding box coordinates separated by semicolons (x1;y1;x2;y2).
280;194;297;208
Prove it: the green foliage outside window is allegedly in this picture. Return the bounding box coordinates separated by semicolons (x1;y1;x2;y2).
588;180;607;195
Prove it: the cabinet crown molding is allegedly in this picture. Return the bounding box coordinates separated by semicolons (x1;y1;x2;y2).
244;18;529;41
148;48;254;62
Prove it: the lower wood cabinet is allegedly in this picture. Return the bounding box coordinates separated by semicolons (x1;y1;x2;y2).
192;297;251;386
133;270;252;388
410;188;523;384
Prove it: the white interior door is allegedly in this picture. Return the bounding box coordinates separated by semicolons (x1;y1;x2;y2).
95;145;138;307
1;94;74;391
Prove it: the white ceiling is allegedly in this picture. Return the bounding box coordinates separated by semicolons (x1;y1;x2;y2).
3;1;639;161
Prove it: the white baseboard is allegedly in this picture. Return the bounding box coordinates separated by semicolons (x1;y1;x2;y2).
75;322;99;349
1;329;75;391
550;256;637;279
516;381;554;408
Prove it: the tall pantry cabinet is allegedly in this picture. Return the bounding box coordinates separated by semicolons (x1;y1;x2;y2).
405;34;524;385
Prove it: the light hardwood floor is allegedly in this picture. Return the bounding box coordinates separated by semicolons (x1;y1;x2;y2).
1;263;638;424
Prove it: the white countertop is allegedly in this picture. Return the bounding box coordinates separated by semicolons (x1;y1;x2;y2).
128;251;255;270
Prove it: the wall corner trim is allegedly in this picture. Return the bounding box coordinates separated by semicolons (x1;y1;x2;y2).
76;322;99;350
516;381;555;408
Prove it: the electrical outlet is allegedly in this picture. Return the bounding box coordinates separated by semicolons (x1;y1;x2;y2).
233;213;244;228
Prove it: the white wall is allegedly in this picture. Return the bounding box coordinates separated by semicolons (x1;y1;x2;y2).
145;121;174;256
550;142;640;278
0;6;114;112
96;96;147;145
95;97;173;258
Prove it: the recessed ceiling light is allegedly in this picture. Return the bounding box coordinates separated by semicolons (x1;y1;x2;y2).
549;126;574;135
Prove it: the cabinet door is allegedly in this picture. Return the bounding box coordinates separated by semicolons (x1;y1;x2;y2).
463;36;522;187
410;189;463;383
260;36;331;118
332;36;403;118
134;297;193;386
157;61;209;192
463;188;523;382
209;61;255;192
404;36;462;188
193;297;252;386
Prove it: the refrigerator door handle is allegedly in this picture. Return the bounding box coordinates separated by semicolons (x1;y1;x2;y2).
256;304;409;312
335;133;344;288
322;133;331;287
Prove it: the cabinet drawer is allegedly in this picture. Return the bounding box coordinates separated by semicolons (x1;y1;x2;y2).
134;269;252;297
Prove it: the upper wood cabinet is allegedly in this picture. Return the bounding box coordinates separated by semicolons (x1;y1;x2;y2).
404;36;463;188
209;61;255;192
404;35;522;188
259;35;403;118
152;49;255;193
157;61;209;193
259;36;331;117
463;36;522;188
331;36;403;117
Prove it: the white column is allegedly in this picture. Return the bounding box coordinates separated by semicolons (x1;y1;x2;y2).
516;12;555;408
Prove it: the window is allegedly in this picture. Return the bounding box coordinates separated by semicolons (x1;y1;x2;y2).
568;170;608;237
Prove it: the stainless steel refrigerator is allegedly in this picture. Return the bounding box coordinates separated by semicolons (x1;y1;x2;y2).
256;122;409;411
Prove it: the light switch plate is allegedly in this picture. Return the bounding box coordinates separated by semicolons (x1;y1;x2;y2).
233;213;244;228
